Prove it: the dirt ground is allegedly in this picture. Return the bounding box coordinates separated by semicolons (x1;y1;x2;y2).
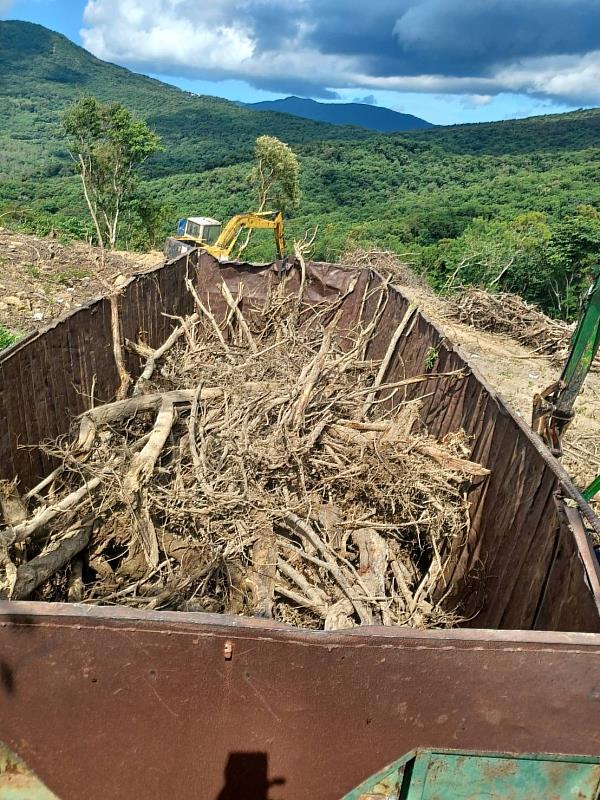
0;228;161;334
399;281;600;501
1;230;598;504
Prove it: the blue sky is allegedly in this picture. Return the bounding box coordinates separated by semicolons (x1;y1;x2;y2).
3;0;595;125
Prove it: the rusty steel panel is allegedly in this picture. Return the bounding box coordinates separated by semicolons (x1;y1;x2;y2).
0;255;195;486
0;253;599;633
1;603;600;800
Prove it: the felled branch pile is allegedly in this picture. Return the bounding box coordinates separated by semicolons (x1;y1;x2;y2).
0;273;488;630
449;288;574;360
343;247;426;289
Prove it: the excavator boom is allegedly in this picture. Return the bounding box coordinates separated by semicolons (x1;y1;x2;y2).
211;211;285;260
532;269;600;498
554;273;600;419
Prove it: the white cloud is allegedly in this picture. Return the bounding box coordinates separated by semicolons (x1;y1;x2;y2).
468;95;494;107
0;0;14;14
80;0;600;104
497;51;600;104
81;0;358;96
82;0;255;76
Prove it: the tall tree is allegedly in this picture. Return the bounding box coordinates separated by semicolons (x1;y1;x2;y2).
236;135;300;258
63;97;161;250
249;135;300;213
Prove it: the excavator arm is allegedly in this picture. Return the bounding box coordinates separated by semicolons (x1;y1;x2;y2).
532;271;600;455
209;211;285;261
532;270;600;497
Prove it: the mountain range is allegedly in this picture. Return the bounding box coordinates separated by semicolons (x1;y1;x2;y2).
245;96;433;132
0;20;373;184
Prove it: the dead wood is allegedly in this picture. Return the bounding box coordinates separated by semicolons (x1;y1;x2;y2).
67;557;84;603
134;497;160;570
124;398;176;493
279;512;373;625
448;288;596;367
361;304;417;418
109;293;131;400
24;466;64;503
289;330;332;428
6;522;92;600
247;523;278;617
5;476;103;544
220;281;258;354
133;313;199;395
3;271;486;631
76;383;277;451
185;275;234;363
0;480;27;526
353;528;390;625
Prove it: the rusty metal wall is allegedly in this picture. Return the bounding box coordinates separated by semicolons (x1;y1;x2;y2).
1;603;600;800
0;253;599;633
0;255;195;483
342;269;600;632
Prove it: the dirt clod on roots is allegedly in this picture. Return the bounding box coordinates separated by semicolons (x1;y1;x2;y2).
0;269;489;630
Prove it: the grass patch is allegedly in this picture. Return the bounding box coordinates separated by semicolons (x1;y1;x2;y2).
0;325;19;350
56;268;90;285
25;263;41;279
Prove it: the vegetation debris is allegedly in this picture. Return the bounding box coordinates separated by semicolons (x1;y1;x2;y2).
0;272;489;629
449;287;576;361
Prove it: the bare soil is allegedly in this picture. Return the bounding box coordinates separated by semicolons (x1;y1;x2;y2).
0;228;161;335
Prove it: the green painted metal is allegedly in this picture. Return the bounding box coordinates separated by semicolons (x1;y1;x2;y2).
342;749;600;799
555;270;600;419
583;473;600;502
0;743;59;799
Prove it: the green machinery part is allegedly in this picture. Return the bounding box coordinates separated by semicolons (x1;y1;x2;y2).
554;271;600;428
0;743;59;799
563;271;600;503
583;473;600;502
342;748;600;800
532;270;600;502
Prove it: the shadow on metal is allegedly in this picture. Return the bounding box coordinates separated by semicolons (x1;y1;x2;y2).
215;753;285;800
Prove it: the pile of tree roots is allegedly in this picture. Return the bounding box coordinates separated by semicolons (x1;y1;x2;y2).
0;270;489;630
449;287;574;360
342;246;426;289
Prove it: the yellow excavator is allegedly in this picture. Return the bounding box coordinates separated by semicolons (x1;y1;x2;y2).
164;210;285;262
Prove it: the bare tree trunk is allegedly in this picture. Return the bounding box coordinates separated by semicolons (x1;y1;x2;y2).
109;164;123;249
78;154;105;255
236;160;270;259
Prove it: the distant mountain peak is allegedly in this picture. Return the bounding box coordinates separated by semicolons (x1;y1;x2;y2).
245;96;434;132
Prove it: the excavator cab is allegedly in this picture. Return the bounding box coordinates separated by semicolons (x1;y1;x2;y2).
165;217;223;260
176;217;222;244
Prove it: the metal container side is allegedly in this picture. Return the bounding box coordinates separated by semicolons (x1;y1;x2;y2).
0;602;600;799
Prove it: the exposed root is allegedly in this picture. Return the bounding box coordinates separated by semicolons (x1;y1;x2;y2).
1;275;488;630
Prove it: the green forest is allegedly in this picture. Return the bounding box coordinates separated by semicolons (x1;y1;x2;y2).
2;20;600;320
